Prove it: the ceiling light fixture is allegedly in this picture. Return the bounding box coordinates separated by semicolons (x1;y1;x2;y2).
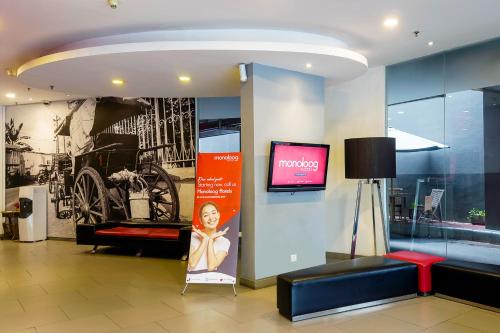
306;63;312;69
6;68;17;76
397;111;405;114
383;17;399;29
178;76;191;83
29;97;33;101
463;110;470;113
108;0;118;9
427;41;434;46
112;79;124;85
5;92;16;99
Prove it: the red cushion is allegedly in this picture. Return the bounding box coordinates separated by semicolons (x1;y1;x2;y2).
96;227;150;237
95;226;179;239
147;228;180;239
385;250;446;293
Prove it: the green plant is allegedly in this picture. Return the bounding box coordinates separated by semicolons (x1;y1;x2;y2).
467;208;486;220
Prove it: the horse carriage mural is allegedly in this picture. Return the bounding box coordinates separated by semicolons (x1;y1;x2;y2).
52;97;196;226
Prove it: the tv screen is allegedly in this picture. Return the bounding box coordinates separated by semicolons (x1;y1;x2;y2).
267;141;330;192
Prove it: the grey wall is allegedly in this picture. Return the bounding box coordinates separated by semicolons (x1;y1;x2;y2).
197;97;240;120
241;63;326;282
387;37;500;105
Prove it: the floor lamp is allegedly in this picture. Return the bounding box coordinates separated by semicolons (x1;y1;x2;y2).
345;137;396;259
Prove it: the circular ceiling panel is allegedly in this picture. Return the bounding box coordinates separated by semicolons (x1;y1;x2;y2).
17;29;368;97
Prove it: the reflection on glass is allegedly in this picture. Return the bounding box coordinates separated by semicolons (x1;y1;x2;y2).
388;97;447;257
387;88;500;265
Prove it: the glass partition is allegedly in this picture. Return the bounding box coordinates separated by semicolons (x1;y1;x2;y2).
387;88;500;265
387;96;448;257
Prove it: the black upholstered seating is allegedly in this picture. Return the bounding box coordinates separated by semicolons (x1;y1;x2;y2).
277;256;418;321
433;259;500;310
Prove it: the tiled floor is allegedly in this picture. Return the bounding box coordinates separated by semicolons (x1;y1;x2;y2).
0;240;498;333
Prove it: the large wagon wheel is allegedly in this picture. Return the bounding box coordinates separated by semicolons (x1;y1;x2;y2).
72;167;109;225
139;163;179;222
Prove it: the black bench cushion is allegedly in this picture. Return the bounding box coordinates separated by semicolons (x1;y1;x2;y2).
433;259;500;309
277;256;418;320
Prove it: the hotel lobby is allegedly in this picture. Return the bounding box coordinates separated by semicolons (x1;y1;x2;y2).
1;1;499;332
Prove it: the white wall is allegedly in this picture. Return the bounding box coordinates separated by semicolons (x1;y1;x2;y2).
241;63;326;282
324;66;387;256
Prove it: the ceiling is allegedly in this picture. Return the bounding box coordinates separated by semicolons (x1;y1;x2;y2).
1;0;500;105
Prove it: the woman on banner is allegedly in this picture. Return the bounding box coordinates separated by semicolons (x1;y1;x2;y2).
188;202;230;272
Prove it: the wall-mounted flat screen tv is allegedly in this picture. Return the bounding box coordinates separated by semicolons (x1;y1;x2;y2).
267;141;330;192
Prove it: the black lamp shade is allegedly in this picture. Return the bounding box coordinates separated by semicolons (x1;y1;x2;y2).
345;137;396;179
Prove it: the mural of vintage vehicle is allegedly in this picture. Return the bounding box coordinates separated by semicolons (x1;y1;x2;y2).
50;154;73;219
37;163;52;185
53;97;183;225
72;133;179;224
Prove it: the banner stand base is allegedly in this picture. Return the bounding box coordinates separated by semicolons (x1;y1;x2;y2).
180;283;237;296
180;283;190;295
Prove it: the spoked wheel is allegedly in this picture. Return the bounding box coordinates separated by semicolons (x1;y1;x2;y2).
72;167;109;225
139;163;179;223
54;183;72;219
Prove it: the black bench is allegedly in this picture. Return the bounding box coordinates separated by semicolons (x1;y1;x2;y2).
277;256;418;321
76;221;191;258
433;259;500;311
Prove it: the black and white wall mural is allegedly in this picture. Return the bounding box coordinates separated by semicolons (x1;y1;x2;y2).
5;97;196;238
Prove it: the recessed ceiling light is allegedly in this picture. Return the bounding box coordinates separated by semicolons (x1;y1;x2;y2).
306;63;312;69
29;97;33;101
5;92;16;99
462;128;468;131
427;41;434;46
397;111;405;114
463;110;470;113
112;79;124;85
178;76;191;83
66;94;71;97
383;17;399;29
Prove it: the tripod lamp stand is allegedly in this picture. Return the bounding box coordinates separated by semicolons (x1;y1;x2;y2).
345;137;396;259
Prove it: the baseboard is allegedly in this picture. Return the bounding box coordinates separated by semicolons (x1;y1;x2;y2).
47;237;76;242
435;294;500;313
291;293;417;321
326;252;364;260
239;275;276;289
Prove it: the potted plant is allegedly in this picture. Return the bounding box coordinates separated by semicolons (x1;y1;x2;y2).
467;208;486;225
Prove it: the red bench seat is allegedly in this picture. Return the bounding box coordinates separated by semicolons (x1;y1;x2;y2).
385;250;446;294
96;227;180;240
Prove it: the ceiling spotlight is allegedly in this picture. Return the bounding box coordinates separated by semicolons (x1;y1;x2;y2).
29;97;33;101
5;92;16;99
108;0;118;9
112;79;124;85
306;63;312;69
397;111;405;114
66;94;71;97
178;76;191;83
463;110;470;113
6;68;17;76
427;41;434;46
383;17;399;29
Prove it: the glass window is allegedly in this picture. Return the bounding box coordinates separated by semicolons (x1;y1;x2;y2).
387;89;500;265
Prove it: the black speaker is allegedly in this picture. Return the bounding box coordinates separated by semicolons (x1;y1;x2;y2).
345;137;396;179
